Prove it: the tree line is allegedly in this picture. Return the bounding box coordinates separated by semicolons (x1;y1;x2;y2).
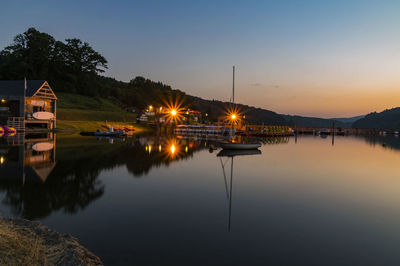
0;28;190;109
0;28;289;124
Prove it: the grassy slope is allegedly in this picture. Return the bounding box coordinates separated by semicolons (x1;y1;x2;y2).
56;92;151;133
57;92;136;121
0;219;46;265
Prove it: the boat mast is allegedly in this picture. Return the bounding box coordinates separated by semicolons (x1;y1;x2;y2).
232;66;235;104
230;66;235;136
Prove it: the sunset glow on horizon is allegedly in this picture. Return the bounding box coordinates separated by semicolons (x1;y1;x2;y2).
1;0;400;117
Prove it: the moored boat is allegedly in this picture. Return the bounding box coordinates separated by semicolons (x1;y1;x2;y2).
219;141;261;150
80;129;126;137
217;149;261;157
32;142;54;152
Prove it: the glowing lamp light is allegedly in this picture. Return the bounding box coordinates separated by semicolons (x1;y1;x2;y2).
149;105;153;111
0;156;4;164
231;114;237;120
170;144;176;154
1;99;6;103
171;109;177;116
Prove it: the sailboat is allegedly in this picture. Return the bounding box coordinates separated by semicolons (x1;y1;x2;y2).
219;66;261;150
217;146;261;232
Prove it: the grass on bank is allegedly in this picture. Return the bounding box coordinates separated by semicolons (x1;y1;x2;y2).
57;92;123;111
57;109;136;122
56;120;151;133
55;92;152;133
0;219;47;265
57;92;136;121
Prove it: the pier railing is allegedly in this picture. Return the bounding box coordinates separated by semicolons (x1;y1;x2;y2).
7;117;25;131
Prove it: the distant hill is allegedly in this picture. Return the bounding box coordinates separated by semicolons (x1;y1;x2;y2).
0;27;382;127
189;96;286;125
331;115;365;123
352;108;400;129
282;115;351;128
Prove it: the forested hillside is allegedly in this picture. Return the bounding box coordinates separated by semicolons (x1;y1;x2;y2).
352;108;400;129
0;27;359;127
283;115;350;128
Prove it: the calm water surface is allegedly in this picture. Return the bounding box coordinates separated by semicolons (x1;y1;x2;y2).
1;134;400;265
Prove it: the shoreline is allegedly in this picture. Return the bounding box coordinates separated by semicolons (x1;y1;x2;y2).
0;218;103;265
55;120;153;134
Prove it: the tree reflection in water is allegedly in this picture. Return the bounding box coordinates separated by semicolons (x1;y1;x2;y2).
363;135;400;151
0;134;293;220
0;134;214;219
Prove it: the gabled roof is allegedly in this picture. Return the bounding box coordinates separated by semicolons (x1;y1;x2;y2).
0;80;48;97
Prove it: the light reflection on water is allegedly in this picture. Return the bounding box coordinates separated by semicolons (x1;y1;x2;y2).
1;134;400;265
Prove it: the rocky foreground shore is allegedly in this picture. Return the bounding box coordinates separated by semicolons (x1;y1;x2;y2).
0;218;103;265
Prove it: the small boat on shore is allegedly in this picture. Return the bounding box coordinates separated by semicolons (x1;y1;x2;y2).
80;129;126;137
219;141;261;150
102;124;135;132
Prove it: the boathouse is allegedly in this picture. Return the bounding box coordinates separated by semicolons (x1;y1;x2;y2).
0;80;57;131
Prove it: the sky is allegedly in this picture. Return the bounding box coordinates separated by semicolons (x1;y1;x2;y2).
1;0;400;118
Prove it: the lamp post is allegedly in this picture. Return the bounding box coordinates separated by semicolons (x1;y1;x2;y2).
231;113;237;137
170;109;177;133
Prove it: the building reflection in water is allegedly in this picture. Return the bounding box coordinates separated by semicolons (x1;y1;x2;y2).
0;133;56;184
0;134;219;219
0;132;105;219
0;133;292;220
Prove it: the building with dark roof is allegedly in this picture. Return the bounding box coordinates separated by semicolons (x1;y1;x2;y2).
0;80;57;131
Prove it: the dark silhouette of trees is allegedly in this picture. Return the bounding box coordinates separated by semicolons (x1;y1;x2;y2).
0;27;342;125
352;108;400;129
0;27;108;96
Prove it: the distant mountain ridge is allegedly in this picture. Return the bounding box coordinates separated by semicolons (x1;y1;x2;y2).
331;115;365;123
282;115;351;128
0;27;394;129
352;108;400;129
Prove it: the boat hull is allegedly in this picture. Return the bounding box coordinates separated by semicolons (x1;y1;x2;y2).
32;142;54;152
80;130;126;137
220;142;261;150
33;112;54;120
217;149;261;157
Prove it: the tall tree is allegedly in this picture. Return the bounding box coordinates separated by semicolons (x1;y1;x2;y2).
64;38;107;74
0;28;57;79
0;28;108;95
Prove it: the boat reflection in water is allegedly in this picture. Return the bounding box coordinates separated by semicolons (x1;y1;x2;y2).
217;148;262;232
0;133;56;184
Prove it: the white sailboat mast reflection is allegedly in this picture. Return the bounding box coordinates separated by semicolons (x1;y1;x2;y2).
217;149;262;232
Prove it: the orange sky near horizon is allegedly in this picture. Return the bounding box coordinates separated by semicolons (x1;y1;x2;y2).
239;87;400;118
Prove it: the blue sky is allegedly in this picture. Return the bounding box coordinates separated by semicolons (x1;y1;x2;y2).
1;0;400;117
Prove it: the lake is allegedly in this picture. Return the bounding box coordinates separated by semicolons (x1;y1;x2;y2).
1;133;400;265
